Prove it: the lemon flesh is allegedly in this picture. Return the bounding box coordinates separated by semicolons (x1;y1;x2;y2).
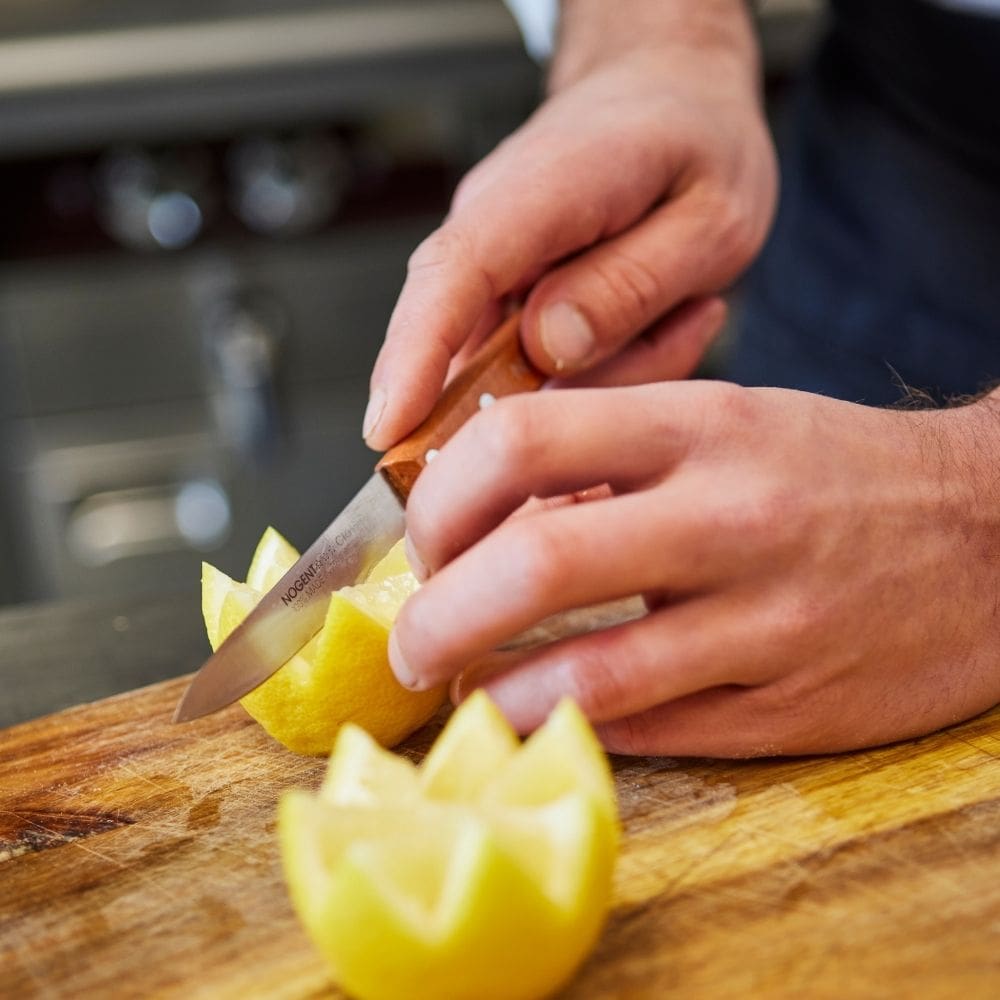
201;530;445;754
279;690;620;1000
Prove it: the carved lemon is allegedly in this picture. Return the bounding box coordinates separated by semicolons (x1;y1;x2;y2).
201;528;445;755
279;690;620;1000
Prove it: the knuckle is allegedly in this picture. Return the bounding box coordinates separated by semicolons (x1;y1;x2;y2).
469;396;536;477
451;168;482;210
719;199;759;266
731;482;802;541
688;381;759;449
771;592;825;651
562;634;632;720
406;228;455;273
697;186;763;280
596;712;650;757
587;250;664;333
704;379;756;424
406;226;497;299
749;673;829;749
503;518;566;607
681;385;810;544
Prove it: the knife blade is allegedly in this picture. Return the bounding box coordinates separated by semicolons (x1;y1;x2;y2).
173;310;542;722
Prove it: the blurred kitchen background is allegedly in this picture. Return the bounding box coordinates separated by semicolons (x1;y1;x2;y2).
0;0;821;610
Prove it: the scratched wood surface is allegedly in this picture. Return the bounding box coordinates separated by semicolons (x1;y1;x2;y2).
2;677;999;999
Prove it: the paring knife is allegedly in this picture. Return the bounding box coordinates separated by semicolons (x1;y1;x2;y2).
173;311;543;723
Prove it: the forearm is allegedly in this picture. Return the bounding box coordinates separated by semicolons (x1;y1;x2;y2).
550;0;761;93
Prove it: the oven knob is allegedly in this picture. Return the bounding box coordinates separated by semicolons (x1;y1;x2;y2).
228;132;349;237
97;147;212;251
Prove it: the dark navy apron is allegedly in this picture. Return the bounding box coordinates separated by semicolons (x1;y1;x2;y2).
726;0;1000;404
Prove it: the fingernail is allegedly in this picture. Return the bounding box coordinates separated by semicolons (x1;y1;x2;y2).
540;302;595;372
363;386;387;442
388;629;421;690
404;533;428;582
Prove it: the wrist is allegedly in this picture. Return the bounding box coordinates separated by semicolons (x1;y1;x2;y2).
550;0;760;93
925;392;1000;535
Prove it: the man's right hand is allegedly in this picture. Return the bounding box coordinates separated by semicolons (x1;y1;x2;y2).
363;0;778;449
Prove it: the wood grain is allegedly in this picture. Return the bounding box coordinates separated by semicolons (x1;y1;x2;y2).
2;678;999;998
376;310;543;499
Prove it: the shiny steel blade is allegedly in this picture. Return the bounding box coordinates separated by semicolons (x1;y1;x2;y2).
173;473;405;722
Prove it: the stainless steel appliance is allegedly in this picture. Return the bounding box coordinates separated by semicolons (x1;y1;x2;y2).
0;0;820;607
0;1;540;604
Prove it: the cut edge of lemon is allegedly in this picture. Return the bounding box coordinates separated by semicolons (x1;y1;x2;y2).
246;526;300;592
485;697;620;836
321;723;421;806
284;690;619;922
365;539;411;584
201;530;442;756
339;576;419;632
278;691;620;1000
202;562;257;651
419;689;521;803
283;795;587;947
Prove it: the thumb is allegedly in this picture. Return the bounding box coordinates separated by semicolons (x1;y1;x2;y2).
520;193;752;376
556;296;728;389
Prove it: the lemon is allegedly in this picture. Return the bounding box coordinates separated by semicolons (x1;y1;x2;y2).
201;529;445;755
279;690;620;1000
245;525;301;592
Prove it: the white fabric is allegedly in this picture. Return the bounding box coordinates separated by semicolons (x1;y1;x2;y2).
931;0;1000;13
503;0;559;60
503;0;999;64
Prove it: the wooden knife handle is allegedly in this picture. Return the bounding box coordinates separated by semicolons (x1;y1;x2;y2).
376;310;544;500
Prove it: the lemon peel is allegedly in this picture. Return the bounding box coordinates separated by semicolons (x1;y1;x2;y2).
279;690;620;1000
200;531;445;754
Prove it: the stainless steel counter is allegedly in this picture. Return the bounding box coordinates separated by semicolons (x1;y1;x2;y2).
0;591;201;729
0;3;541;608
0;0;823;612
0;0;824;158
0;1;534;157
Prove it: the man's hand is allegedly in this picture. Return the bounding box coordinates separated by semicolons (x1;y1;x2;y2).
388;384;1000;757
363;0;776;448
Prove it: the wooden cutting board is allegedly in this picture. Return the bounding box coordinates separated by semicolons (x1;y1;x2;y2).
2;676;999;998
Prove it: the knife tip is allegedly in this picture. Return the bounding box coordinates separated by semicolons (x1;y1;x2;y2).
171;690;199;724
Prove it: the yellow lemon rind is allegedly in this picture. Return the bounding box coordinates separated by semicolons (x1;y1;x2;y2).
278;790;612;1000
201;561;238;651
278;692;620;1000
230;591;443;755
200;529;445;755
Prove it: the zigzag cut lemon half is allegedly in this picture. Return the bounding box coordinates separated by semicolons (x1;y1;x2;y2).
279;690;620;1000
201;527;446;755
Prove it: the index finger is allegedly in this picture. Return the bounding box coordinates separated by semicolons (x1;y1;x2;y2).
363;130;672;449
